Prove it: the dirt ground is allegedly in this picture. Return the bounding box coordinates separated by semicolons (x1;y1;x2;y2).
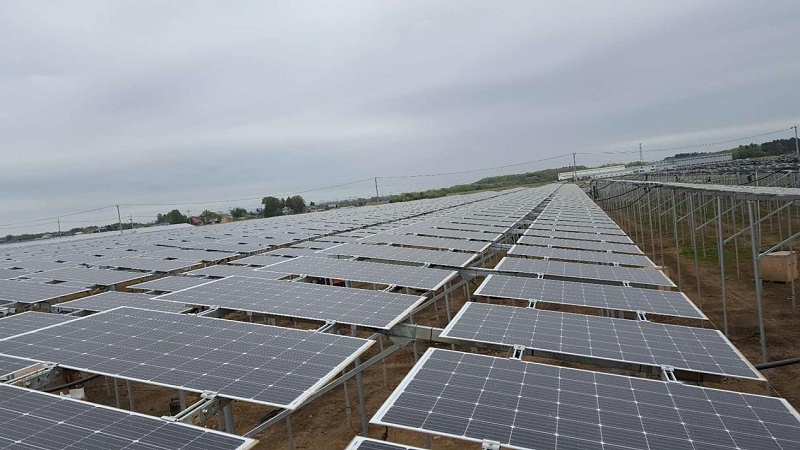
66;208;800;449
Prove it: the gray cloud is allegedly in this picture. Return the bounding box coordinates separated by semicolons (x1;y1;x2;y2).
2;0;799;233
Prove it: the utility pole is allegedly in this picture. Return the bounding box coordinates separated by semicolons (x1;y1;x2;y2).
130;215;134;230
57;219;61;238
639;142;643;164
572;153;577;182
792;125;799;158
116;205;123;235
374;177;380;203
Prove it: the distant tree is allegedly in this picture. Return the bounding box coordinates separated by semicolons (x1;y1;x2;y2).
230;207;247;219
261;196;283;217
285;195;307;214
165;209;187;224
156;213;165;223
199;210;221;224
309;201;315;207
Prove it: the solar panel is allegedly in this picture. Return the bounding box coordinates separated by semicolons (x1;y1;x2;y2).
533;219;619;230
516;235;643;255
185;265;289;279
228;254;295;266
400;227;501;242
0;311;75;339
441;302;761;380
373;348;800;450
0;268;27;279
0;307;373;409
52;291;192;314
264;247;325;258
129;276;216;292
496;257;674;287
508;245;654;267
35;266;150;287
0;354;43;379
0;279;89;304
98;257;198;272
157;276;425;329
528;223;627;236
475;275;705;319
258;256;458;291
524;229;633;244
2;259;70;272
346;437;425;450
358;233;491;253
321;243;477;267
0;382;256;449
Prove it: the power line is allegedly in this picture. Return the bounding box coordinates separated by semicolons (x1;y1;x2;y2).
577;128;789;157
0;205;116;230
379;154;572;179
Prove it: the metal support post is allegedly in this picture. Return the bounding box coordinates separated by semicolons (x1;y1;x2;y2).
179;390;187;410
716;197;729;336
747;201;769;364
285;416;295;450
114;377;121;409
127;380;134;411
672;192;682;290
687;193;703;311
352;325;369;436
223;403;235;434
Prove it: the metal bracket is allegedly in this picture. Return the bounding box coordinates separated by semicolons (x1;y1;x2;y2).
612;262;620;267
384;284;398;292
660;366;678;382
542;256;550;261
162;391;230;425
316;320;337;333
482;439;502;450
636;311;649;322
197;306;221;317
526;300;538;309
511;345;526;360
536;273;545;279
622;281;631;287
8;363;59;389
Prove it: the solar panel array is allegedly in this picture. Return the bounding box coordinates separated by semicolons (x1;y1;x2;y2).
496;257;673;287
0;307;373;409
0;311;75;339
476;274;704;318
0;279;89;304
373;349;800;450
320;242;478;267
128;275;215;292
0;382;256;449
508;244;654;267
257;256;458;291
516;235;643;255
52;291;192;314
357;233;490;253
524;229;634;244
441;302;762;379
158;276;426;329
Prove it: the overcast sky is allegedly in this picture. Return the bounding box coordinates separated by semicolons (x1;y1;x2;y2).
2;1;799;234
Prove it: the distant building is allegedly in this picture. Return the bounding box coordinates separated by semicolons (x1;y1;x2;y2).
281;207;293;215
189;217;203;226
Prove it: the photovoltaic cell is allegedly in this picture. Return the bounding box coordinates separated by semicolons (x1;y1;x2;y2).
475;275;705;319
321;243;477;267
185;264;290;279
129;276;216;292
158;276;425;329
0;382;255;449
496;257;674;287
373;348;800;450
0;311;75;339
0;307;372;409
508;245;654;267
524;229;633;244
516;235;643;255
51;291;192;314
441;302;761;380
0;279;89;304
357;233;490;253
528;223;627;236
257;256;457;291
